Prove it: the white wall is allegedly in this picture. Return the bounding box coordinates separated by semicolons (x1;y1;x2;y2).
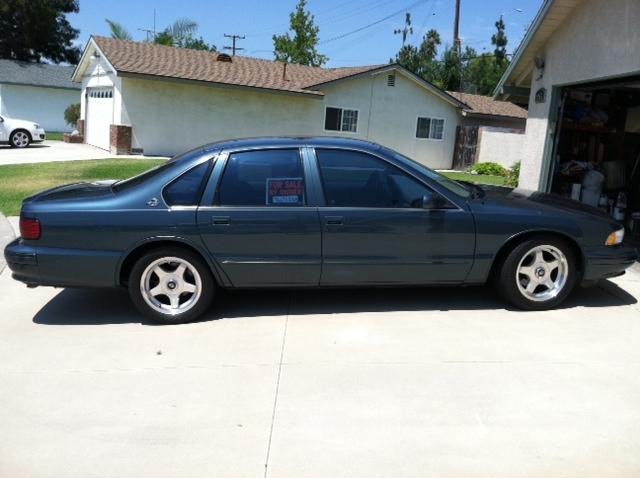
476;127;525;169
79;54;117;122
0;83;79;132
119;70;461;167
519;0;640;190
121;77;322;157
320;71;460;169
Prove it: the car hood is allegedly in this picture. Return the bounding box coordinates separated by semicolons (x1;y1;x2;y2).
25;181;117;203
4;117;39;129
476;185;616;221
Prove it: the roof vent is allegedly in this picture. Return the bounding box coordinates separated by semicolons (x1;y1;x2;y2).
216;53;232;63
387;74;396;87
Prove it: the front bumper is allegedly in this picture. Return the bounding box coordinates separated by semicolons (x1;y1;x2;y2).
581;244;638;283
31;128;46;142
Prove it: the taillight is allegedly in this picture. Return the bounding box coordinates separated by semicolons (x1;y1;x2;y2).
20;217;41;240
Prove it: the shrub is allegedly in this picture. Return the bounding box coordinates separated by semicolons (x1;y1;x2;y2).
64;103;80;128
505;161;521;188
468;162;507;177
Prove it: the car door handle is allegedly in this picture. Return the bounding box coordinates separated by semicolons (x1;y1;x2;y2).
324;216;344;226
211;216;230;225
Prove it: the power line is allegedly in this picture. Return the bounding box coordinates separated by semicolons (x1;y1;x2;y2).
319;0;426;45
223;33;245;56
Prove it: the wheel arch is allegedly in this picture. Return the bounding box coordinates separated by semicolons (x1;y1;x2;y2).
11;128;32;141
117;238;226;287
488;230;585;281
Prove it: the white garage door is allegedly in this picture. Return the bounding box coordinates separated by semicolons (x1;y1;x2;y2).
86;88;114;151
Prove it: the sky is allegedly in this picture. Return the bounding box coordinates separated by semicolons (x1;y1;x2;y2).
70;0;543;67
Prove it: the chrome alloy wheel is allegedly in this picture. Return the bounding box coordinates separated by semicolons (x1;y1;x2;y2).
140;257;202;316
516;245;569;302
12;131;30;147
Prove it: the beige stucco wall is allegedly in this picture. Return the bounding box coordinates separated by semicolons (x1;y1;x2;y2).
519;0;640;190
477;127;525;169
117;70;461;166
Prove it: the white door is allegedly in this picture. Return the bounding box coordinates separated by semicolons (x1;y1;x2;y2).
85;88;113;150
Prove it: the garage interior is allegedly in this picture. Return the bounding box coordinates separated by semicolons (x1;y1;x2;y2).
549;77;640;248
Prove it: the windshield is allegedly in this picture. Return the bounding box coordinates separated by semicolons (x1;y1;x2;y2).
111;147;205;192
384;149;471;198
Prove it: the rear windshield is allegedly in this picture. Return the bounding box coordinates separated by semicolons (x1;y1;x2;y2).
112;148;204;192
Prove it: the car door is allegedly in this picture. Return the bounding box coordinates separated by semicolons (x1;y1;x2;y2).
0;116;7;141
313;148;475;285
196;147;321;287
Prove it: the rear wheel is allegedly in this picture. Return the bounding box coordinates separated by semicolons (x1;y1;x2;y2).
496;236;577;310
10;130;31;148
128;247;215;324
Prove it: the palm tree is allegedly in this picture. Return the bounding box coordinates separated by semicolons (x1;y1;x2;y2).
155;18;198;46
105;19;132;41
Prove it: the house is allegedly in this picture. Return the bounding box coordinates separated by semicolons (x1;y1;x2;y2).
0;60;80;132
71;36;526;170
494;0;640;237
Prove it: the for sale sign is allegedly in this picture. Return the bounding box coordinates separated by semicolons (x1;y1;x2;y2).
266;178;305;205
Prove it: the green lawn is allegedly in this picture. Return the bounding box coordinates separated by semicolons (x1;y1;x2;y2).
45;132;65;141
440;171;506;187
0;158;166;216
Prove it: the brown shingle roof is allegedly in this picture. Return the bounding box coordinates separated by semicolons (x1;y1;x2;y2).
447;91;527;119
93;36;382;96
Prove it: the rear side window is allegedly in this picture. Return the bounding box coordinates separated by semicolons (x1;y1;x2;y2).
163;161;210;206
316;148;445;208
217;149;305;206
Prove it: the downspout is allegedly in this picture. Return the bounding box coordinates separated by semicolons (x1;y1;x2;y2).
365;75;374;139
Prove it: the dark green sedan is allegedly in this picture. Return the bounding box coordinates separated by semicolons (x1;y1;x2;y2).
4;137;637;324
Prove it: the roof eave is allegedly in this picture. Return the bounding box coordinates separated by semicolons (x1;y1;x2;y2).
492;0;556;98
117;71;325;98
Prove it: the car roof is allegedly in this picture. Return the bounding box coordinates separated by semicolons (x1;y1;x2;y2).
201;136;383;153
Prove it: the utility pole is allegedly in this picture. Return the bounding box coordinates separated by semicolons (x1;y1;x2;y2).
223;34;245;56
453;0;461;56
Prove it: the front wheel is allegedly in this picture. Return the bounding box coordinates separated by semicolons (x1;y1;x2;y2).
10;130;31;148
128;248;215;324
496;236;577;310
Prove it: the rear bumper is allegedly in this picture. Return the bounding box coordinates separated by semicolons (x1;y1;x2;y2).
581;244;638;283
4;238;121;287
4;239;39;285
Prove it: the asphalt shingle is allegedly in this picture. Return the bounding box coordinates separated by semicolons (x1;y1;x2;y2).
93;36;383;96
0;59;79;90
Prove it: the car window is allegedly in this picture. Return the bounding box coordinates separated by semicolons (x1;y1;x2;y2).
381;147;471;199
315;149;451;208
163;161;210;206
217;149;305;206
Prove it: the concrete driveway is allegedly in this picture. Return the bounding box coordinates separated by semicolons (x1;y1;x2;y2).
1;249;640;477
0;140;167;165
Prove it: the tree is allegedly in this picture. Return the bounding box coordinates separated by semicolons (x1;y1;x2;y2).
64;103;81;128
0;0;80;63
492;16;508;65
419;29;441;63
273;0;328;67
153;19;216;51
106;19;132;41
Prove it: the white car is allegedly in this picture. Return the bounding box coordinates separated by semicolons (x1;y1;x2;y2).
0;115;46;148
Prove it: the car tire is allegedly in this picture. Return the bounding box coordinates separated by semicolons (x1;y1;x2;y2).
128;247;215;324
495;235;577;310
9;129;31;148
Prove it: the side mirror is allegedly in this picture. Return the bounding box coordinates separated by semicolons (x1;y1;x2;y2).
420;191;447;210
0;117;4;123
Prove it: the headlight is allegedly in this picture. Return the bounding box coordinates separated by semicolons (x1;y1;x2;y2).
33;123;40;129
605;228;625;246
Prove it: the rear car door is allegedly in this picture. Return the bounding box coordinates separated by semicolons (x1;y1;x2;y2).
313;148;475;285
197;147;321;287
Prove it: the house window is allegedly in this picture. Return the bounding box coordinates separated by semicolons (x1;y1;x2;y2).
324;107;358;133
416;117;445;140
